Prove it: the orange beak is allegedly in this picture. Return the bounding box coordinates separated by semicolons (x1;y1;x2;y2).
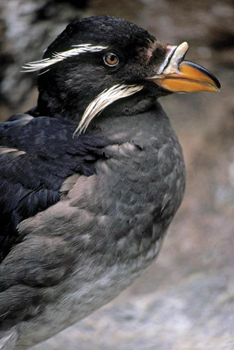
147;42;221;93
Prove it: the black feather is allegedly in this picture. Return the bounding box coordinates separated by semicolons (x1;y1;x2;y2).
0;113;110;263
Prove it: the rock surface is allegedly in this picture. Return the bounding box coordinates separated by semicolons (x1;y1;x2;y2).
0;0;87;115
32;273;234;350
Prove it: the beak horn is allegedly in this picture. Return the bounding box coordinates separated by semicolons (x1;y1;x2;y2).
148;42;221;93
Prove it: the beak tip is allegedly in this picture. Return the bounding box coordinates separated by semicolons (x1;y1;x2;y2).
216;80;221;90
178;61;221;93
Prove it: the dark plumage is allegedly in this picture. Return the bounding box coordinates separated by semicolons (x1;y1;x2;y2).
0;16;220;350
0;113;110;263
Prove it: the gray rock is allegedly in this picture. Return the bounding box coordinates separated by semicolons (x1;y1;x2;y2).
32;273;234;350
0;0;87;108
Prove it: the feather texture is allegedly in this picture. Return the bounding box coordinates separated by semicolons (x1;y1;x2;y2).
0;113;111;263
22;44;107;72
75;84;143;134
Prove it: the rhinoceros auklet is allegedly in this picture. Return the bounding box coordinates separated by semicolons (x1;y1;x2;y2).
0;15;220;350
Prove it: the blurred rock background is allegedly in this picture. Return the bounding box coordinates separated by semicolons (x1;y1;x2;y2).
0;0;234;349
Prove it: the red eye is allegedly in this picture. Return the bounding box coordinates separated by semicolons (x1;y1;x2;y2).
103;53;119;67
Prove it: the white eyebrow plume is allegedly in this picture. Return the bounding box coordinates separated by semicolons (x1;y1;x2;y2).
22;44;108;72
74;84;143;134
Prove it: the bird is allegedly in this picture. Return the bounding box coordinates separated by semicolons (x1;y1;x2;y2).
0;15;220;350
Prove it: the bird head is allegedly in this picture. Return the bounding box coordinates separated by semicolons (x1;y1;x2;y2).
23;16;220;133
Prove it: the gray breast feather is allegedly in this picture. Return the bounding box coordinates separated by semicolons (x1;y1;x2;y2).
0;106;185;349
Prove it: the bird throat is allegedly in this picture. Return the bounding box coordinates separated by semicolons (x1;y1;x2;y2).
37;83;155;132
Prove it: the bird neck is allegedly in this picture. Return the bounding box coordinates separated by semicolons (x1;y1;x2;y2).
93;100;170;141
37;88;82;121
37;79;157;122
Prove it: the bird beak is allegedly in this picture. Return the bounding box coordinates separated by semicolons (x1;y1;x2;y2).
147;42;221;93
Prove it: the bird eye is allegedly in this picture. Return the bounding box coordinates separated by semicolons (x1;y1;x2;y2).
103;53;119;67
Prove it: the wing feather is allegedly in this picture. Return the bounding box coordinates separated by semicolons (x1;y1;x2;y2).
0;113;109;263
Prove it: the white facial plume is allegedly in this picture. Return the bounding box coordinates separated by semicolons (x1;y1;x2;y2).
75;84;143;134
22;44;108;72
